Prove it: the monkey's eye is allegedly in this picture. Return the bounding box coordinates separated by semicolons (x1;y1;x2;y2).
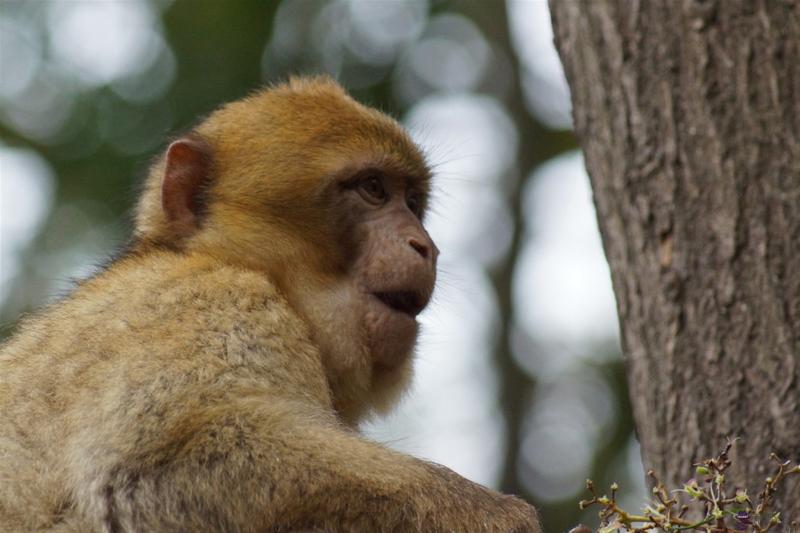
406;195;422;217
358;176;387;204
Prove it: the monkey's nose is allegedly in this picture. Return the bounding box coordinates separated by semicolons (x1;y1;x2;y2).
408;237;433;260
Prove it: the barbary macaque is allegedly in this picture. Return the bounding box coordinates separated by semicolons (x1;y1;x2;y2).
0;77;540;532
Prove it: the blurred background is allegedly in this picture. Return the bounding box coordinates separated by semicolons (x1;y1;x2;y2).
0;0;647;529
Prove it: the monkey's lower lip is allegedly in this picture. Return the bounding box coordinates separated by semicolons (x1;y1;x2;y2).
372;291;426;318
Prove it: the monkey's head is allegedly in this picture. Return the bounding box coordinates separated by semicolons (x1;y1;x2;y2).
135;77;437;424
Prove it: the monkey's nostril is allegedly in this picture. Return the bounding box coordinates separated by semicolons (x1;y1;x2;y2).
408;238;429;259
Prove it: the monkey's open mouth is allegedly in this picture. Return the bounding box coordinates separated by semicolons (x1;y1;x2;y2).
373;291;426;318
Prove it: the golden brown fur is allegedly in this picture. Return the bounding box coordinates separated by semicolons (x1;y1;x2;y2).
0;77;540;532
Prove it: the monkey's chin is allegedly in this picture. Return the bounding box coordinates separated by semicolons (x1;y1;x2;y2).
365;296;419;369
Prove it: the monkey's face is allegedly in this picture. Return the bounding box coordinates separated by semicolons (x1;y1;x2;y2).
262;151;437;423
342;167;437;370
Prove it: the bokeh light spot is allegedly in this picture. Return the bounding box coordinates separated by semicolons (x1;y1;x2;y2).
47;1;160;86
0;146;55;304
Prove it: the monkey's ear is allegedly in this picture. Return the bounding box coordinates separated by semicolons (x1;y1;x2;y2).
162;137;211;238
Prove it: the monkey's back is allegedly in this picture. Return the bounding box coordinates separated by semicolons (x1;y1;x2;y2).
0;252;331;531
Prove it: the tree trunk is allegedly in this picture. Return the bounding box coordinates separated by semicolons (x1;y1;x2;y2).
550;0;800;520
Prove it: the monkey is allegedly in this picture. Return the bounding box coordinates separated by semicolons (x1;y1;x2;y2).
0;77;540;532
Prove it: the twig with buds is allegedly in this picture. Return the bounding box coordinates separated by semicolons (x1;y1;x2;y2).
575;439;799;532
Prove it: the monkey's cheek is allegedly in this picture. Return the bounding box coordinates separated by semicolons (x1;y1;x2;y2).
364;308;418;369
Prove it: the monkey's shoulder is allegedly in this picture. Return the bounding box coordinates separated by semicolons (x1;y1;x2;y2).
1;254;316;380
0;254;329;437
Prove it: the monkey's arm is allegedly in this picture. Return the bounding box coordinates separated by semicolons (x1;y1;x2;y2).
90;396;539;533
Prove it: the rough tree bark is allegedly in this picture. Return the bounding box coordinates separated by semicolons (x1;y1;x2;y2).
550;0;800;520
